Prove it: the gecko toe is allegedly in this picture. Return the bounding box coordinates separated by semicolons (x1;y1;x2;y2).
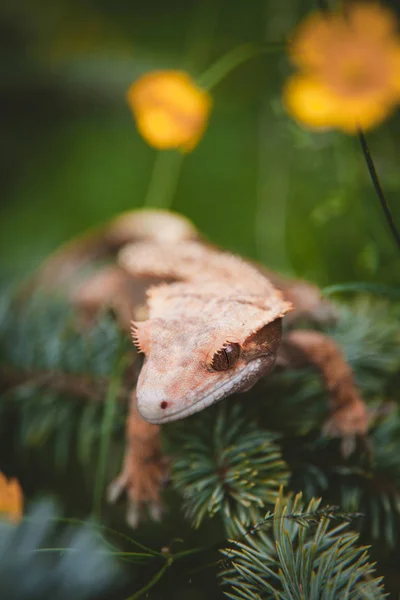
149;501;164;522
124;498;164;528
126;501;141;529
107;474;128;504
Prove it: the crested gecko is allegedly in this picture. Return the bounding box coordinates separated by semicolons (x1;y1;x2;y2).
36;209;369;527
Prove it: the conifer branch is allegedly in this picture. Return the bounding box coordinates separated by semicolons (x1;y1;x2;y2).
1;288;399;593
221;491;387;599
0;501;123;600
170;404;289;532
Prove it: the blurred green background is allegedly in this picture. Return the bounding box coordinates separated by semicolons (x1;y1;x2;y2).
1;0;399;285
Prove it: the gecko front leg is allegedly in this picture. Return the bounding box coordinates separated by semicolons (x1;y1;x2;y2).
278;330;369;455
107;390;169;528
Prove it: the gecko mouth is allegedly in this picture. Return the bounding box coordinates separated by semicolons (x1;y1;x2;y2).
137;358;266;424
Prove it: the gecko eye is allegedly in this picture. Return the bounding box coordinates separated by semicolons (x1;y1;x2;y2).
211;343;240;371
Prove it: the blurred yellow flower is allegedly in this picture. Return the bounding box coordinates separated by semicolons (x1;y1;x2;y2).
127;70;212;151
284;3;400;132
0;472;23;523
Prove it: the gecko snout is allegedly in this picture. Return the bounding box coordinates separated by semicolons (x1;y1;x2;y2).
136;386;173;423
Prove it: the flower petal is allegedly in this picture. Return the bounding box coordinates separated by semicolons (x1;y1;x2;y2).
135;108;189;149
347;2;397;40
285;2;400;134
288;12;344;69
389;45;400;96
332;93;395;132
129;71;209;116
0;472;23;523
127;70;211;151
283;75;338;129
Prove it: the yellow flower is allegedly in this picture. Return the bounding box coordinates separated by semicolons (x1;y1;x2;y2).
0;472;23;523
127;70;212;151
284;3;400;132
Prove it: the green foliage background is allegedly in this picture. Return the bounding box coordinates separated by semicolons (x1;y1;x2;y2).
1;0;400;283
1;0;400;598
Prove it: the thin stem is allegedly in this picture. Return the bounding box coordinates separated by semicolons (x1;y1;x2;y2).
124;556;173;600
171;546;209;560
183;0;221;73
357;130;400;252
141;1;220;212
255;1;291;271
198;41;285;91
92;355;126;519
143;151;184;210
24;514;164;556
322;282;400;298
316;0;400;252
254;103;291;271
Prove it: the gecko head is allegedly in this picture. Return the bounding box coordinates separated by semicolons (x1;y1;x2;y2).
132;313;285;424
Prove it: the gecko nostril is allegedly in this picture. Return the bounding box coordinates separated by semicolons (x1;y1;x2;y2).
160;401;168;410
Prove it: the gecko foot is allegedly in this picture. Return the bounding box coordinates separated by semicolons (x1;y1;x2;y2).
322;399;370;457
107;454;170;528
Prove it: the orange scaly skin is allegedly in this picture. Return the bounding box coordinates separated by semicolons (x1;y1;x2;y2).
119;240;293;424
35;210;369;527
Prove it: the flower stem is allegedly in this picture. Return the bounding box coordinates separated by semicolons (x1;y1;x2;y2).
141;1;220;212
183;0;221;73
143;150;184;210
314;0;400;253
254;103;291;271
198;41;285;91
357;130;400;252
